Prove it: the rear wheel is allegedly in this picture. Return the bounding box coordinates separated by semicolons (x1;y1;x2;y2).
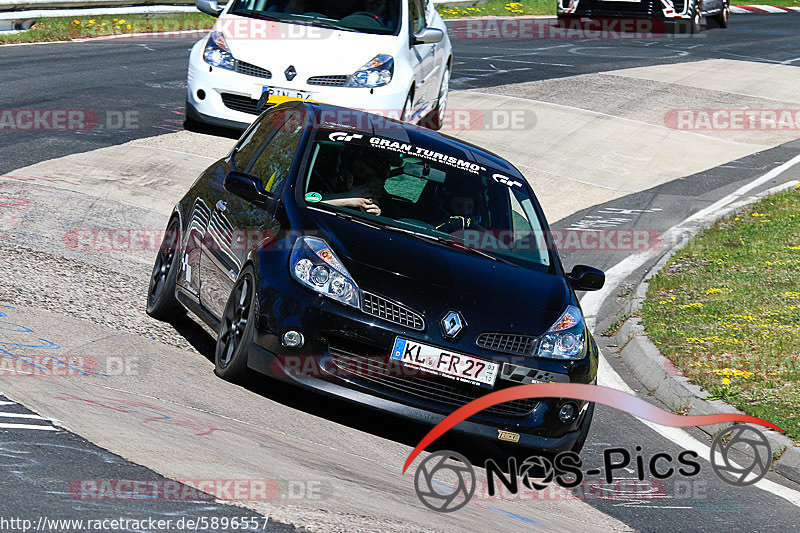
146;218;183;321
215;266;256;383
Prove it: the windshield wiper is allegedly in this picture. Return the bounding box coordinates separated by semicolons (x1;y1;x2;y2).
305;20;360;32
232;10;280;21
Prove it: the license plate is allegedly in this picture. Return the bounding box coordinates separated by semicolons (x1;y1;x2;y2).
262;86;313;99
391;338;499;388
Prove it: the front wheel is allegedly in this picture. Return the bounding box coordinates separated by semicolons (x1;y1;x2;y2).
146;217;183;321
215;266;256;383
689;1;702;33
423;66;450;131
716;0;729;28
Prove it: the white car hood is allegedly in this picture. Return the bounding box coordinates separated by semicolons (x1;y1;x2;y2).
215;15;396;80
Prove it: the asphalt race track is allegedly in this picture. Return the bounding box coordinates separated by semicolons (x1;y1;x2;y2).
1;12;800;532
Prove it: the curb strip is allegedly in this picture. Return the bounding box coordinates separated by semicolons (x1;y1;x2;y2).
610;180;800;484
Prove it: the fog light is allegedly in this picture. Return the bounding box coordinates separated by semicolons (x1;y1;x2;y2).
559;402;577;423
197;89;206;100
281;330;304;349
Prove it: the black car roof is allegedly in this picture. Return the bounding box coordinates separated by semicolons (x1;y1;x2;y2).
298;101;525;179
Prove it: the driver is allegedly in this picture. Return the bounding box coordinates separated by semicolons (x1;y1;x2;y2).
436;182;483;233
321;146;390;216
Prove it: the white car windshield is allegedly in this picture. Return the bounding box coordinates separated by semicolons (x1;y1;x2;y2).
230;0;401;35
301;131;552;268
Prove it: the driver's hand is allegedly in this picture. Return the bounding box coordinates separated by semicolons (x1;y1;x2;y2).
354;197;381;216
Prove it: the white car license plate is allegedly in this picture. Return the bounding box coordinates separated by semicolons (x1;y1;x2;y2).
262;86;313;99
391;338;499;388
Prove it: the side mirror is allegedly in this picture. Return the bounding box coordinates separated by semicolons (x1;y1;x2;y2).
196;0;223;17
568;265;605;292
224;171;271;208
413;28;444;45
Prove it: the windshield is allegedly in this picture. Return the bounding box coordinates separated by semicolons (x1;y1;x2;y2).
230;0;401;35
301;130;552;268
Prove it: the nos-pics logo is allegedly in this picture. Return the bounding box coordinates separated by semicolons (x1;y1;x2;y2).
414;424;773;512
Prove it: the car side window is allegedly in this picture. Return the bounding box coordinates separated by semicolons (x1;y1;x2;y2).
408;0;425;34
233;107;294;170
245;109;306;194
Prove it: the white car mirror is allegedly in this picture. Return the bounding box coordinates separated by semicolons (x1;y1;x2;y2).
197;0;223;17
413;28;444;45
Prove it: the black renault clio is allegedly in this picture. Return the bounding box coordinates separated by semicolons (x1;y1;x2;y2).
147;101;605;453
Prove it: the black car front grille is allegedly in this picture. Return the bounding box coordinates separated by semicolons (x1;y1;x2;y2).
307;75;349;87
329;344;538;417
476;333;538;356
220;93;261;115
361;291;425;331
235;60;272;80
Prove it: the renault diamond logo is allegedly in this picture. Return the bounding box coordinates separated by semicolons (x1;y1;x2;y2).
284;65;297;81
441;311;464;339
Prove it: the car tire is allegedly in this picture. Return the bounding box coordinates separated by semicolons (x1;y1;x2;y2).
214;266;257;383
423;65;450;131
715;0;729;28
146;217;184;321
400;90;414;124
689;1;702;33
570;402;595;454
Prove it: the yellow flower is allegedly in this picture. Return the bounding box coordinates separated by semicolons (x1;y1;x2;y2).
126;24;132;29
119;19;125;23
73;19;80;24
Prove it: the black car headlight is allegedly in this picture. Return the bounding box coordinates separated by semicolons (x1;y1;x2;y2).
346;55;394;88
203;31;235;71
290;236;360;308
536;305;586;360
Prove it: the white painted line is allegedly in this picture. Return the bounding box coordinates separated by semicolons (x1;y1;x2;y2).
0;412;47;420
0;423;58;431
584;153;800;507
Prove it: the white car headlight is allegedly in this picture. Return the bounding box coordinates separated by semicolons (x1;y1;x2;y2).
536;305;586;360
203;31;235;71
290;236;360;308
346;55;393;88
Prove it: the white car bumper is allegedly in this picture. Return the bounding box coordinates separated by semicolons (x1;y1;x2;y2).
187;43;413;130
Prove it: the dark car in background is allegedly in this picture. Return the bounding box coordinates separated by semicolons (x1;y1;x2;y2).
147;101;606;453
557;0;729;33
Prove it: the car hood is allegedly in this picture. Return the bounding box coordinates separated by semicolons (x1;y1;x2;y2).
307;211;573;335
216;15;397;78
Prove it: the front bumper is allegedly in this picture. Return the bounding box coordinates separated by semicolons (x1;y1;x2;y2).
187;42;412;130
557;0;692;19
244;268;597;452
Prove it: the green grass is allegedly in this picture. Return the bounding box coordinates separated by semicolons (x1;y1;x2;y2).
641;185;800;440
0;13;215;44
437;0;556;18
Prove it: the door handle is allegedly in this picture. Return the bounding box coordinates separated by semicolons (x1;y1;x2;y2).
216;200;227;212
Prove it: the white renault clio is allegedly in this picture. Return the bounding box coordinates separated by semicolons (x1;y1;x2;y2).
187;0;452;130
